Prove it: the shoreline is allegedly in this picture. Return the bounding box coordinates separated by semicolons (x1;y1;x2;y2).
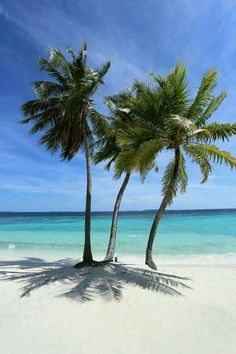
1;250;236;266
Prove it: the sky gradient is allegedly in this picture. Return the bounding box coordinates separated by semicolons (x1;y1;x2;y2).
1;0;236;211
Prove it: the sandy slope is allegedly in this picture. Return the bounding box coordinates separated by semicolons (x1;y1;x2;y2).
0;257;236;354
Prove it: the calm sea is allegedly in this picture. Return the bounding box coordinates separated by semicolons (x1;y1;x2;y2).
0;210;236;263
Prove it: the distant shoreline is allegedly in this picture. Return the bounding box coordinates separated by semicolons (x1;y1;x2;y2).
1;208;236;216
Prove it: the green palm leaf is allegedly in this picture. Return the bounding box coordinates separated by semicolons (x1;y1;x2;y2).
162;151;187;204
187;143;236;169
183;144;212;183
194;122;236;142
187;69;218;120
195;91;226;127
21;44;110;161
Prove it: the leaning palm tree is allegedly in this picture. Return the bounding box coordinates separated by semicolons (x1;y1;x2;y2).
20;43;110;266
117;64;236;269
94;91;135;262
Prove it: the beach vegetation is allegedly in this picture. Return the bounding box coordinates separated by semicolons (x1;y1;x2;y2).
94;90;154;261
20;43;110;266
116;64;236;269
20;44;236;271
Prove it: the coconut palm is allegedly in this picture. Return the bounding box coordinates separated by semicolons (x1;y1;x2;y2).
94;90;148;262
20;43;110;266
117;64;236;269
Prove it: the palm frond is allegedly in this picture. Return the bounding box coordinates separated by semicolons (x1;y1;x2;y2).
39;124;63;153
117;123;159;150
21;98;60;117
96;61;111;83
47;47;72;79
184;144;212;183
162;150;188;204
187;69;218;120
132;140;164;174
32;81;65;98
94;139;119;168
194;122;236;142
151;63;190;116
38;58;68;86
114;147;138;176
188;144;236;170
89;108;110;138
195;91;226;127
104;90;133;117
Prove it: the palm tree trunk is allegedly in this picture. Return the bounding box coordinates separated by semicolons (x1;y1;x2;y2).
104;172;130;262
82;136;93;263
145;147;180;270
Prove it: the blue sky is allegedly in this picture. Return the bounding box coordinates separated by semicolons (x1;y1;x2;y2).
1;0;236;211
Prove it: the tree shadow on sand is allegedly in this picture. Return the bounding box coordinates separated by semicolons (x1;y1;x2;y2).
0;258;192;302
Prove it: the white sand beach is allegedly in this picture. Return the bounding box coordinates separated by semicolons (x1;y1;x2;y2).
0;255;236;354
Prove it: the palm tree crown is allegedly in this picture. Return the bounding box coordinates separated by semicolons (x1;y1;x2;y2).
21;42;110;160
118;64;236;201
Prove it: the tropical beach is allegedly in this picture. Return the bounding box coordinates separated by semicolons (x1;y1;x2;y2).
1;257;236;354
2;262;236;354
1;211;236;353
1;0;236;353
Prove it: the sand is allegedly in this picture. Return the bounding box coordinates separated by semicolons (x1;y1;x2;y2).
0;255;236;354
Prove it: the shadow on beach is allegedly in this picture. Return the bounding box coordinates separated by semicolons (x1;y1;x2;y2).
0;257;192;302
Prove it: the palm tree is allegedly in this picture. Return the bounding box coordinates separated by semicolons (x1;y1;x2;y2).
20;43;110;266
94;90;141;262
117;64;236;269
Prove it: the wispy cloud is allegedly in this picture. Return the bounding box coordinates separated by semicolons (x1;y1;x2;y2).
0;4;9;19
2;0;147;92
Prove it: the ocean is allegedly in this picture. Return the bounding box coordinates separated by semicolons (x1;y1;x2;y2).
1;209;236;264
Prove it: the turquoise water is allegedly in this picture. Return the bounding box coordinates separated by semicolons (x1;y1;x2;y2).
0;210;236;259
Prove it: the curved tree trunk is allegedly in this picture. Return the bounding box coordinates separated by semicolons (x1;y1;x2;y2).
145;147;180;270
104;172;130;262
82;136;93;263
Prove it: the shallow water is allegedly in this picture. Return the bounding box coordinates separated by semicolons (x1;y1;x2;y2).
0;210;236;263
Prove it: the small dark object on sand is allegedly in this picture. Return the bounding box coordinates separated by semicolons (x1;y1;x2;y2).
114;257;118;262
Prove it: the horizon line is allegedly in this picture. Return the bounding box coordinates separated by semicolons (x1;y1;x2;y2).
1;208;236;213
